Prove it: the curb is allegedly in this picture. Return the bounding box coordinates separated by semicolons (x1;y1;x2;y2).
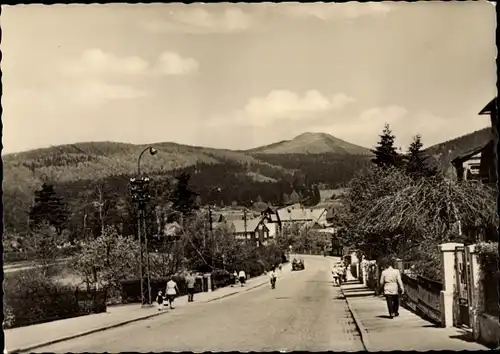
10;273;288;353
340;285;372;352
9;310;169;354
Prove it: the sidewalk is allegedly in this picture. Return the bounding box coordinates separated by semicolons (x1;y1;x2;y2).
340;281;489;351
5;263;291;353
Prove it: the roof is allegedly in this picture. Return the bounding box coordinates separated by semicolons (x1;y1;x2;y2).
277;207;327;223
479;98;496;115
451;140;493;165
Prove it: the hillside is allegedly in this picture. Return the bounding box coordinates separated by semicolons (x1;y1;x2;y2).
3;134;372;236
246;132;372;155
425;127;493;175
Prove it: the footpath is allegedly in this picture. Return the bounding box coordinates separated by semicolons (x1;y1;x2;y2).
340;279;489;351
5;263;291;354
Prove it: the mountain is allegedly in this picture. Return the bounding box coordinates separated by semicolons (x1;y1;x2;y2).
245;132;372;155
3;134;373;235
424;127;493;175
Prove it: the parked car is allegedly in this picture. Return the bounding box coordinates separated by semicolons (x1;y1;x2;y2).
292;258;305;271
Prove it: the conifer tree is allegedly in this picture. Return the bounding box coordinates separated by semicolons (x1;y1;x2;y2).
29;183;69;236
406;134;438;178
371;124;403;168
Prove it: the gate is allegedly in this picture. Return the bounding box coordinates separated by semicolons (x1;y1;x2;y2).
454;246;471;327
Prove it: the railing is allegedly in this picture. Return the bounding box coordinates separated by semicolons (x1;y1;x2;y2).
401;273;442;324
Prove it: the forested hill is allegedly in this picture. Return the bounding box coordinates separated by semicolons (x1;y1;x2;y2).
425;127;492;175
3;136;372;236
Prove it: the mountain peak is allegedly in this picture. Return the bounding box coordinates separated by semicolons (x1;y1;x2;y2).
247;132;371;155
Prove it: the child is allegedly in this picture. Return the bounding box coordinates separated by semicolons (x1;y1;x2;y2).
156;290;164;311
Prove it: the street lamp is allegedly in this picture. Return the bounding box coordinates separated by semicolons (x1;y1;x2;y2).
134;146;157;307
138;146;158;176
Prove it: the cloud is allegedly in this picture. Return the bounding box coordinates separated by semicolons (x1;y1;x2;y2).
62;49;199;76
142;7;253;34
209;90;356;127
155;51;199;75
278;3;392;20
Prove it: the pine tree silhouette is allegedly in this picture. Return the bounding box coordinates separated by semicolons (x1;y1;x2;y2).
29;183;69;236
406;134;438;178
371;124;404;168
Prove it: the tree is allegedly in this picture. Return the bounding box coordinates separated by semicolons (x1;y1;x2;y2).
406;134;438;178
340;166;497;280
74;227;140;296
29;222;61;272
371;124;404;169
169;172;198;217
29;183;69;236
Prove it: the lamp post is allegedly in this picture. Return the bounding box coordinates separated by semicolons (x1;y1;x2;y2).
134;146;157;307
138;146;157;176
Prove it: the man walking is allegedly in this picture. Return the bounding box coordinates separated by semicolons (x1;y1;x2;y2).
186;272;196;302
379;258;405;319
269;267;277;289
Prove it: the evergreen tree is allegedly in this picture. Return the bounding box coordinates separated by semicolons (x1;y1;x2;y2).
29;183;69;236
406;134;438;178
371;124;404;168
169;172;198;217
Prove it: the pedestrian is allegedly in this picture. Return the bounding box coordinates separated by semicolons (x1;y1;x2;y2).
332;266;340;286
278;264;282;273
233;271;238;287
156;290;164;311
238;269;246;287
165;278;179;309
186;272;196;302
379;257;405;319
269;267;277;289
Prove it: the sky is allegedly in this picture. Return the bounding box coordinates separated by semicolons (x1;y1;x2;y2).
1;2;496;154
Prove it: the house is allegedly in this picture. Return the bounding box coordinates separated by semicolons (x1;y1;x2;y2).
452;98;497;186
260;206;282;238
451;141;495;184
229;218;273;246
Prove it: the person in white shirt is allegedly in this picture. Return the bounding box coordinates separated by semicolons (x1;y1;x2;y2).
165;279;179;309
269;268;277;289
379;258;405;319
238;270;246;287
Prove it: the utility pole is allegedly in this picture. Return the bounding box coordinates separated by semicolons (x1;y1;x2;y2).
130;176;153;307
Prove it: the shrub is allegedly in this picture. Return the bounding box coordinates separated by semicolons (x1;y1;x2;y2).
476;241;499;278
4;269;106;329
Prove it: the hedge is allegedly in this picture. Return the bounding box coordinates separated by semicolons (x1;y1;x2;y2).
4;269;106;329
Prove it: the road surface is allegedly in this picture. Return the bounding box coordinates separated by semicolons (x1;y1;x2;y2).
33;256;363;352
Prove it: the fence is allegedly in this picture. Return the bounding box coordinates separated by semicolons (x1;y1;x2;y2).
361;259;443;325
401;273;442;324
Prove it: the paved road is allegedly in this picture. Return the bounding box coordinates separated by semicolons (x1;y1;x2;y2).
33;256;363;352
